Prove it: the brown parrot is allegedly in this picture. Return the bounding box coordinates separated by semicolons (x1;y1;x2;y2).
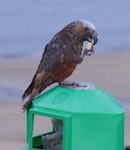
22;20;98;111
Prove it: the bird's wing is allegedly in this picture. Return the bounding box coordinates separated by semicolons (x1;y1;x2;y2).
22;44;64;110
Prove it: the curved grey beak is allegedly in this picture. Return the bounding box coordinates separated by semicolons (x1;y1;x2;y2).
87;31;98;45
92;31;98;45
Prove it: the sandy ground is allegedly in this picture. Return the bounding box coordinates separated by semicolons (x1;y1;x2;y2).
0;52;130;150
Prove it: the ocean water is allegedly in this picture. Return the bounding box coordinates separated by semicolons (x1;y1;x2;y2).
0;0;130;57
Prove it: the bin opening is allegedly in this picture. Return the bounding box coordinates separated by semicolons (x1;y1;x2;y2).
32;115;63;150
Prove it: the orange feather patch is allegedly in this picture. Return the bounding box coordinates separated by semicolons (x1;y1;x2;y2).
75;25;84;33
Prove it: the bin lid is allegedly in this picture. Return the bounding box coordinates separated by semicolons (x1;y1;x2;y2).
32;82;124;114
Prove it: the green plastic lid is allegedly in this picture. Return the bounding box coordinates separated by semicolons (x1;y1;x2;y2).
32;82;123;114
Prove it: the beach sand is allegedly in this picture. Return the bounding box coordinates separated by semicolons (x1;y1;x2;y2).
0;52;130;150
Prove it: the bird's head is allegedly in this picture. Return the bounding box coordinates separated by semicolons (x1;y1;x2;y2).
74;20;98;46
60;20;98;55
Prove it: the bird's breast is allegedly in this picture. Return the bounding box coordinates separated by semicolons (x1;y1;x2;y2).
53;63;76;82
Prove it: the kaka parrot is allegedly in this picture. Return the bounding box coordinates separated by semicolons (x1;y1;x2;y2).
22;20;98;111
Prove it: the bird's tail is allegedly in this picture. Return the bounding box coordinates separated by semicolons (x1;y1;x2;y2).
22;99;32;112
22;88;33;112
22;74;37;100
22;89;38;112
22;76;54;112
22;82;34;100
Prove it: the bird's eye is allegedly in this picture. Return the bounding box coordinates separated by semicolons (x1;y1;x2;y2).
85;27;89;31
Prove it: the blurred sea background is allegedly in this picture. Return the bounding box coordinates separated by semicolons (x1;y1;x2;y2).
0;0;130;58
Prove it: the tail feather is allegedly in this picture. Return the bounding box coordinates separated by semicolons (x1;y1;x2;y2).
22;75;54;112
22;89;38;112
22;99;32;112
22;84;33;100
22;77;36;100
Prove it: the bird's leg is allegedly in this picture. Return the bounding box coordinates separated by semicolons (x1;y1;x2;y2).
59;80;80;88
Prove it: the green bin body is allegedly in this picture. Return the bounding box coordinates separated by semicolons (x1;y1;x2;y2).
23;83;124;150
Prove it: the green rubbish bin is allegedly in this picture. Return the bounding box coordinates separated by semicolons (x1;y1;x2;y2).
22;82;125;150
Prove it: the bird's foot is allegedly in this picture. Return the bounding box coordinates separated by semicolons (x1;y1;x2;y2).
59;80;80;88
81;44;95;58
